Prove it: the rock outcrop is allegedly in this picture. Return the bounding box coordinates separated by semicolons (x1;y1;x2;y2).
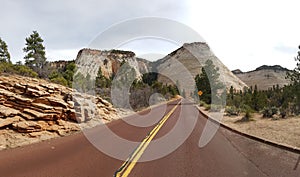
75;49;147;79
233;65;291;90
0;74;118;149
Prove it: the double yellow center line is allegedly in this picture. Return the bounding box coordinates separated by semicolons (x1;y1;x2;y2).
114;101;181;177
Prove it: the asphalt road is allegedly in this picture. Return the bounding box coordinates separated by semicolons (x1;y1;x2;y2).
0;99;299;177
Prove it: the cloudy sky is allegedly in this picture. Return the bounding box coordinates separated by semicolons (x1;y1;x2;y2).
1;0;299;71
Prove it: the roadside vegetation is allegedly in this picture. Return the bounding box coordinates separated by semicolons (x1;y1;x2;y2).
194;46;300;121
195;59;226;113
225;46;300;120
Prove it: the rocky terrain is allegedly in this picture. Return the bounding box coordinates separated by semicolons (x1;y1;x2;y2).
233;65;291;90
0;74;118;150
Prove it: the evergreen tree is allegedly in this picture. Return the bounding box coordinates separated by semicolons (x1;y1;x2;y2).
0;38;11;63
23;31;47;77
63;62;76;87
287;45;300;84
286;45;300;114
95;68;111;88
195;59;225;104
252;85;259;111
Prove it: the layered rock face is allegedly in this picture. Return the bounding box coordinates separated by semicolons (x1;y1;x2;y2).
233;65;291;90
0;74;118;149
75;49;148;79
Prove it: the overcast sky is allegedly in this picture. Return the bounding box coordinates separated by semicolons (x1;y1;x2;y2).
1;0;299;71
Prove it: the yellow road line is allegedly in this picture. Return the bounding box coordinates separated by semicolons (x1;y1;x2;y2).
114;101;181;177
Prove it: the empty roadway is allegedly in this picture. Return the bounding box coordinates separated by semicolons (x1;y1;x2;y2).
0;99;299;177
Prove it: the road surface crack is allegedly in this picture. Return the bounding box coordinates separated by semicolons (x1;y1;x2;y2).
293;155;300;170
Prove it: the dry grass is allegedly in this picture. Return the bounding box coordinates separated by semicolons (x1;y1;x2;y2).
200;107;300;149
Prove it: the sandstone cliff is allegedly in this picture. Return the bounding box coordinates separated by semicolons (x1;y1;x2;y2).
0;74;118;149
75;49;148;79
233;65;291;90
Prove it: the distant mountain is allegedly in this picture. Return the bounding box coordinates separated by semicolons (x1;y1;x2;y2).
153;42;248;95
72;43;248;97
233;65;292;90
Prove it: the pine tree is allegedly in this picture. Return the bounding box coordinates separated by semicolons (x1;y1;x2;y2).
0;38;11;63
252;85;258;110
195;59;225;104
287;45;300;84
23;31;47;77
286;45;300;114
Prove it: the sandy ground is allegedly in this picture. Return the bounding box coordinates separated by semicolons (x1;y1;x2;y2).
199;107;300;149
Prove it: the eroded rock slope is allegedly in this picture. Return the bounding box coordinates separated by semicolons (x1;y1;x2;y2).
0;74;118;149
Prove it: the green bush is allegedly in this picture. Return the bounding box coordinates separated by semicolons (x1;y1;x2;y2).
199;101;210;111
262;106;278;118
279;108;287;118
245;109;252;119
0;62;38;78
13;65;38;77
50;76;68;86
210;104;223;112
235;108;252;123
199;101;206;107
225;106;240;116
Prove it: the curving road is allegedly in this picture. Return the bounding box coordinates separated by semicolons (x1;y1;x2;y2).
0;99;299;177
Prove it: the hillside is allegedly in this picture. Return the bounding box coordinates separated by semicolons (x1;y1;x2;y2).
153;42;248;96
233;65;291;90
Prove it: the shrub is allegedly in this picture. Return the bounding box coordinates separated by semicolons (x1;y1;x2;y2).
50;76;68;86
271;106;278;115
210;104;223;112
262;107;278;118
0;62;38;78
204;104;211;111
279;108;287;118
235;108;252;123
199;101;210;111
245;109;252;119
199;101;206;107
13;65;38;78
225;106;240;116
